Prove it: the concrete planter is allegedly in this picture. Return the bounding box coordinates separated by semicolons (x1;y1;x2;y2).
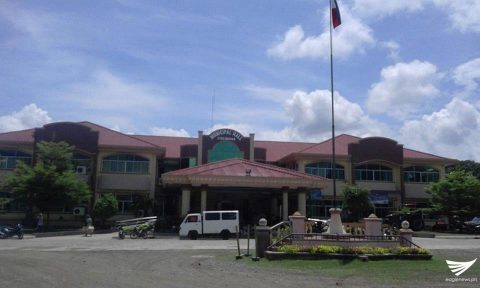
265;251;432;261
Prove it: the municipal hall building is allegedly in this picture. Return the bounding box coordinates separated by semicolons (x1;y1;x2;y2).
0;121;457;227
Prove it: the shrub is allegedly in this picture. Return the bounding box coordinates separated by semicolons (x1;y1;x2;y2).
309;245;342;254
395;247;431;255
278;245;302;254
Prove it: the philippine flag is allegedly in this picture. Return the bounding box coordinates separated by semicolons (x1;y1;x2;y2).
332;0;342;28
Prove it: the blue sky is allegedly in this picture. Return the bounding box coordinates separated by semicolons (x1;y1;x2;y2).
0;0;479;161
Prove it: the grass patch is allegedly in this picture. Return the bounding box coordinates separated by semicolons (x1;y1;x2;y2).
224;255;480;285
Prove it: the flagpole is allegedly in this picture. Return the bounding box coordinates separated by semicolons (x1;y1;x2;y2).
329;0;337;209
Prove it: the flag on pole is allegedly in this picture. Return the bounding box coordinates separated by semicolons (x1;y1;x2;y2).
332;0;342;28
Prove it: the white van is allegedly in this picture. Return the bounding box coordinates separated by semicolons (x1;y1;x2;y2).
179;210;239;240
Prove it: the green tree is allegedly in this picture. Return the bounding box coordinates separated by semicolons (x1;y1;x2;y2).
3;141;90;226
448;160;480;179
342;185;373;222
426;170;480;222
93;193;118;227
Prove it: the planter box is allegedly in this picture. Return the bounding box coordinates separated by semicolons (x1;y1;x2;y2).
396;254;432;260
265;251;432;261
265;251;356;261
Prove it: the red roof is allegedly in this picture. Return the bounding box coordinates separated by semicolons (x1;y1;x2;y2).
78;122;162;150
254;140;314;162
163;158;326;179
403;148;450;161
134;135;196;158
295;134;361;156
0;128;35;144
0;122;455;162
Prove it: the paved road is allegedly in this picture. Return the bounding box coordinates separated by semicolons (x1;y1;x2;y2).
0;232;478;251
0;233;254;252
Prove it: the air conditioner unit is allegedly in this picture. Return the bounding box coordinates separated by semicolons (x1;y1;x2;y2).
76;166;87;174
73;207;85;216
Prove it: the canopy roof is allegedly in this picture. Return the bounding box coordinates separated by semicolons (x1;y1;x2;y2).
162;158;328;189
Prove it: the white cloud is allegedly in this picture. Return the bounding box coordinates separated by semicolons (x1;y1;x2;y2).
352;0;427;19
267;6;374;60
150;127;190;137
452;57;480;98
0;104;52;132
284;90;389;141
64;70;166;112
400;98;480;161
433;0;480;33
366;60;441;119
352;0;480;33
381;41;401;61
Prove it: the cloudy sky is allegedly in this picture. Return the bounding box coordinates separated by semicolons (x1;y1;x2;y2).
0;0;479;161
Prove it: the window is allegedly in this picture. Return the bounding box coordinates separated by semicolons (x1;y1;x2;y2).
222;212;237;220
205;212;220;221
117;194;134;214
404;166;439;183
0;150;32;170
305;162;345;179
355;164;393;182
186;215;199;223
72;153;92;173
101;154;149;174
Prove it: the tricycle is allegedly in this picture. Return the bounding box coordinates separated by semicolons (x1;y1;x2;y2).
115;216;157;239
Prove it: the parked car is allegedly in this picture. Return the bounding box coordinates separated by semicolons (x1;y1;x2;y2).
462;217;480;234
423;213;449;231
383;210;424;231
179;210;239;240
306;218;329;233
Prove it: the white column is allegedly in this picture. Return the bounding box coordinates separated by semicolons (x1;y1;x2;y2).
201;188;207;212
249;133;255;161
297;190;306;216
282;190;289;221
181;186;191;216
197;131;203;165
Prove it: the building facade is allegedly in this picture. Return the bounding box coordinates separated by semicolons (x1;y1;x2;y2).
0;121;456;227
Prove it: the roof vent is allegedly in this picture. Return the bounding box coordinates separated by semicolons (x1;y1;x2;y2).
245;169;251;176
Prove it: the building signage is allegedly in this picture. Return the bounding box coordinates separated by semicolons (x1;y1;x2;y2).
209;129;243;141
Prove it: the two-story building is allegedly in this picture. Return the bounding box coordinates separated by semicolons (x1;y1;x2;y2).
0;121;456;227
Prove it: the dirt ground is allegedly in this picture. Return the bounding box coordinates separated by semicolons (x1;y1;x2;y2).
0;249;478;288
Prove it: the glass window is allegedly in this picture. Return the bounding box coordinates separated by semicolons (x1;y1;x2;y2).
222;212;237;220
305;162;345;179
186;215;199;223
205;212;220;221
354;164;393;182
116;194;134;214
404;166;439;183
0;150;32;170
101;154;149;174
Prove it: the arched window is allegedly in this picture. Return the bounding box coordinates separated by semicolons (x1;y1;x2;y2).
355;164;393;182
101;154;149;174
0;150;32;170
404;166;439;183
207;141;244;163
305;162;345;179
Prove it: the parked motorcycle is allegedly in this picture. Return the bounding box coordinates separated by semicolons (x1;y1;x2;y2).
0;224;24;239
